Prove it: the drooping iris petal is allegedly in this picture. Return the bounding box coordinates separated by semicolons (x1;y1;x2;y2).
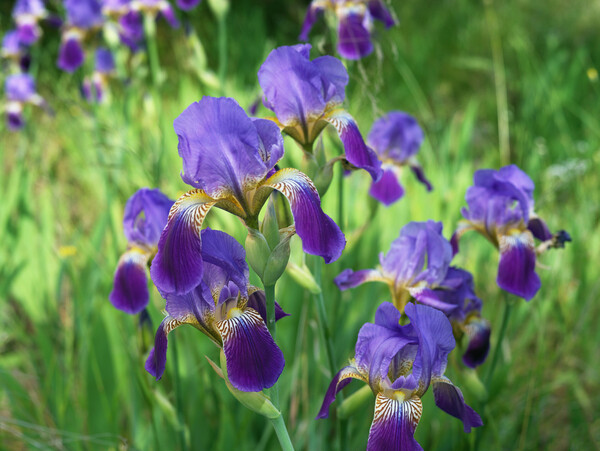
324;109;382;181
119;10;144;50
159;4;179;28
109;250;150;314
58;37;84;72
462;318;491;368
7;111;24;131
410;287;457;314
369;168;404;206
246;290;290;323
164;283;217;341
367;393;423;451
145;316;184;379
497;231;540;300
176;0;201;11
368;0;395;28
123;187;174;246
150;190;217;295
432;377;483;432
337;12;373;60
216;308;284;392
410;165;433;191
174;97;278;199
316;363;366;419
527;216;553;242
334;268;385;291
261;168;345;263
299;3;325;41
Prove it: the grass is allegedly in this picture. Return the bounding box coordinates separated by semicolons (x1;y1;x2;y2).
1;0;599;449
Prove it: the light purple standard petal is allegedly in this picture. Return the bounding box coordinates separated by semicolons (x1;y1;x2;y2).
2;30;22;57
368;111;424;162
262;168;345;263
150;190;217;295
497;231;540;300
299;3;325;41
123;188;174;246
109;251;149;314
176;0;201;11
12;0;46;17
432;377;483;432
216;308;284;392
369;168;404;206
5;73;36;102
368;0;396;28
325;109;382;181
367;393;423;451
337;12;373;60
65;0;103;29
57;37;84;72
258;45;347;127
174;97;277;198
334;268;383;291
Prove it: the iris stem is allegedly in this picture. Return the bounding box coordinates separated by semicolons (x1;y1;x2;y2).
312;257;337;377
264;284;278;407
485;298;512;387
269;415;295;451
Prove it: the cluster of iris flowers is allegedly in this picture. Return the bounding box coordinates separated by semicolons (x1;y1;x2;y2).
1;0;201;130
90;1;569;449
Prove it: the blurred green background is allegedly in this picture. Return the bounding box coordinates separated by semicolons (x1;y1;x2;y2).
1;0;599;449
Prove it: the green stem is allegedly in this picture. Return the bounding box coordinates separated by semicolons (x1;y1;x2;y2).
170;335;189;449
312;257;337;378
269;415;295;451
337;165;344;231
218;13;228;95
485;299;512;387
264;284;279;408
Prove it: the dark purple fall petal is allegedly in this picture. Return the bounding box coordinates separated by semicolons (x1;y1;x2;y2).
369;168;404;206
16;23;40;45
216;308;284;392
150;190;217;295
176;0;201;11
432;377;483;432
58;37;85;72
7;111;24;131
497;231;540;300
299;3;325;41
368;0;396;28
246;290;289;323
410;165;433;191
145;317;172;379
263;168;345;263
337;13;373;60
367;393;423;451
316;365;363;419
527;217;553;242
109;251;149;314
462;318;491;368
325;109;382;181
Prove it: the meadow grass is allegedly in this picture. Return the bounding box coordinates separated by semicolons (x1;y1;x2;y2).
1;0;599;449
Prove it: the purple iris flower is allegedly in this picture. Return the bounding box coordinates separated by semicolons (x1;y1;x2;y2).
258;44;382;181
299;0;396;60
12;0;47;45
4;73;45;131
109;188;174;314
318;303;482;450
101;0;130;16
176;0;201;11
131;0;179;28
58;0;104;72
2;30;23;59
367;111;432;206
335;220;490;367
145;228;288;392
150;96;345;296
454;165;569;301
82;47;115;102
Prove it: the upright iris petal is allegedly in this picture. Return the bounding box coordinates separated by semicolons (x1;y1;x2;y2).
146;229;286;392
455;164;567;300
152;96;345;296
4;73;45;131
367;111;432;206
258;45;382;181
12;0;47;45
109;188;173;314
318;303;482;449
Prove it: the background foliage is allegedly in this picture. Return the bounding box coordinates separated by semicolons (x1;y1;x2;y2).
1;0;599;449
